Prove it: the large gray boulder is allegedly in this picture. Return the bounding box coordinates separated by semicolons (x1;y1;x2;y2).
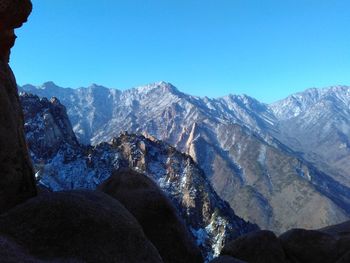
0;190;163;263
99;169;203;263
221;230;288;263
279;229;339;263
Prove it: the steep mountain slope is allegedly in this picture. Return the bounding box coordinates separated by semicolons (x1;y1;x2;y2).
270;86;350;188
20;82;350;233
20;93;257;260
182;121;350;232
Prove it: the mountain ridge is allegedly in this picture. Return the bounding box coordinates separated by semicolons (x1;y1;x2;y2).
19;82;350;233
20;93;258;260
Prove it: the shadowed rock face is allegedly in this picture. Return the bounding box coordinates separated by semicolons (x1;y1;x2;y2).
218;221;350;263
279;229;338;263
221;230;288;263
0;0;33;61
0;190;164;263
99;169;203;263
0;0;37;213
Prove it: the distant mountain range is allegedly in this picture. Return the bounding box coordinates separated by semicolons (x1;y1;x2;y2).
20;93;257;261
20;82;350;233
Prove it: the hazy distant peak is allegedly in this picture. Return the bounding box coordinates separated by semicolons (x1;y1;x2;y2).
41;81;60;89
21;83;36;90
270;85;350;120
275;85;350;102
87;83;110;91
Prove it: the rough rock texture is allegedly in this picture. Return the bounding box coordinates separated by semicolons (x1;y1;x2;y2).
221;230;288;263
20;94;79;160
0;190;164;263
99;169;203;263
0;0;36;214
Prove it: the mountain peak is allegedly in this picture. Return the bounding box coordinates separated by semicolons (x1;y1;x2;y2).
133;81;180;95
88;83;108;89
41;81;59;89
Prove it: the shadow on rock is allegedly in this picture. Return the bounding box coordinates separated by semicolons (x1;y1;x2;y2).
0;190;163;263
99;168;203;263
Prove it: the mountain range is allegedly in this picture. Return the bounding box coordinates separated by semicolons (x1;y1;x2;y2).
20;93;258;260
20;82;350;233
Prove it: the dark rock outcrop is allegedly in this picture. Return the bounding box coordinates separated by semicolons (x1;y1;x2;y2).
217;220;350;263
0;190;163;263
278;222;350;263
0;0;37;213
337;251;350;263
0;235;40;263
99;169;203;263
0;0;32;62
221;230;288;263
279;229;338;263
209;255;247;263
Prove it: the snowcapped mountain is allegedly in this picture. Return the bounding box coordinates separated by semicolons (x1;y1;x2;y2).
20;81;276;145
20;93;257;261
20;82;350;233
270;86;350;188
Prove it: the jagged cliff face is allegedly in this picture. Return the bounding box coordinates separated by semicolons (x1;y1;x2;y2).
0;0;36;213
20;82;350;233
20;94;79;161
21;93;257;260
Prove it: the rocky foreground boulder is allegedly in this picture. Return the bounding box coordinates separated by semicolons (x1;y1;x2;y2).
0;190;164;263
215;221;350;263
99;169;203;263
221;230;287;263
0;0;37;213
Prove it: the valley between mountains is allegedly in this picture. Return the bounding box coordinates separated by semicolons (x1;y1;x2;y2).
20;82;350;238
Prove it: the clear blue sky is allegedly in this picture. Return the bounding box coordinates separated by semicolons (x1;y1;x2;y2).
11;0;350;103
